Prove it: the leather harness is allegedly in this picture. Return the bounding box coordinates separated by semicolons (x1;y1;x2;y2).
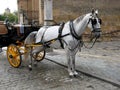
58;22;65;49
39;21;82;49
58;21;82;49
69;20;82;40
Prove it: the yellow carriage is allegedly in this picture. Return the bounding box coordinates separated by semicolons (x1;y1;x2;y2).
0;20;45;68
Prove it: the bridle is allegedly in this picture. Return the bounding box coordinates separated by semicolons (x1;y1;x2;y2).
69;16;102;49
83;17;102;49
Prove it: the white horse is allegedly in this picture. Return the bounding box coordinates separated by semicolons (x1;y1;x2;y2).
24;9;102;77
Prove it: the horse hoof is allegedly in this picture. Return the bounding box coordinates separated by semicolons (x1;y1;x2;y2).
74;74;79;78
69;72;74;78
73;71;79;77
74;71;78;74
69;75;74;78
29;68;32;71
28;65;32;71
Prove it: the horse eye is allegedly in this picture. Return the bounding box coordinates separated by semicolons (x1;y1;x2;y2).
92;19;97;25
99;19;102;24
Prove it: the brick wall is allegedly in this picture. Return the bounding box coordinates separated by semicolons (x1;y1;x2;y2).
18;0;39;24
17;0;120;32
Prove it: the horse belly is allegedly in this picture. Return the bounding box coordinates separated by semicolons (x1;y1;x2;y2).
44;27;59;41
50;40;62;49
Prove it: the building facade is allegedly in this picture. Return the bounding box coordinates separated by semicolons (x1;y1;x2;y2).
17;0;42;24
5;8;11;15
17;0;120;32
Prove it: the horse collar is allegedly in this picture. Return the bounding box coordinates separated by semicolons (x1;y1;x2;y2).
69;20;82;40
58;22;65;49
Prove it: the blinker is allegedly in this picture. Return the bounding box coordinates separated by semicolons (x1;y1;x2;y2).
91;18;102;25
92;19;97;25
99;19;102;24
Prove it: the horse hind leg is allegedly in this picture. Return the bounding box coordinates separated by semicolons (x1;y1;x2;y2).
27;47;33;70
23;47;33;70
24;48;29;61
32;53;39;67
33;60;38;67
25;48;39;70
71;57;78;77
24;31;38;70
32;46;44;63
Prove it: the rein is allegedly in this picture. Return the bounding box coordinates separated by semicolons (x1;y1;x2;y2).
82;36;98;49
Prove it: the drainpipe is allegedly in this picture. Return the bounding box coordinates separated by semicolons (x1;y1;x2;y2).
44;0;53;52
44;0;53;26
19;9;24;24
39;0;43;25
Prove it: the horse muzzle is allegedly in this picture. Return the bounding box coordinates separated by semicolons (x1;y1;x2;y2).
92;28;101;38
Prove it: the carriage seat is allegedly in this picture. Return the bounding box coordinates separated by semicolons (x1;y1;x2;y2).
0;21;8;35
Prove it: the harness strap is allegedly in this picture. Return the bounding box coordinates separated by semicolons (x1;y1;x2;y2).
35;33;70;47
69;20;82;40
58;22;65;49
35;24;70;48
83;37;98;49
40;27;49;47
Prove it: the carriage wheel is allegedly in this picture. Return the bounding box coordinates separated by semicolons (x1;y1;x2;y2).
7;44;22;68
32;50;46;62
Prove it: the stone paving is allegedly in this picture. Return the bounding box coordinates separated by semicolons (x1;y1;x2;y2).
0;41;120;90
47;41;120;85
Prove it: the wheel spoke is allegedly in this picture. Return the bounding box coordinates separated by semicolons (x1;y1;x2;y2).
33;50;45;62
7;44;22;68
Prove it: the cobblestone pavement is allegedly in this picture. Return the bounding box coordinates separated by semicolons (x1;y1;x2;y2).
0;41;120;90
47;41;120;85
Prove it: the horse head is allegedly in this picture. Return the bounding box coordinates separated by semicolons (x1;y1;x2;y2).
88;9;102;38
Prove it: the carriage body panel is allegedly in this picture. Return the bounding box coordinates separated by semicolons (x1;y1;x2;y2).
0;21;8;34
0;22;40;47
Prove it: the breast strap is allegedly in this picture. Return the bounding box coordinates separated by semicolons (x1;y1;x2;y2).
58;22;65;49
69;20;82;40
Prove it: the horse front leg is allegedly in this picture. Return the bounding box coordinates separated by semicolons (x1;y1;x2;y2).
69;53;78;77
66;49;76;77
71;55;78;77
66;48;78;77
66;54;74;77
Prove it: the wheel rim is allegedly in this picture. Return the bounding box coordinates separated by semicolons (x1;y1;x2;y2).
33;50;45;62
7;44;21;68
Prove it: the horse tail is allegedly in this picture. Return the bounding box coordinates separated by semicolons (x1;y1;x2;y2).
23;31;37;61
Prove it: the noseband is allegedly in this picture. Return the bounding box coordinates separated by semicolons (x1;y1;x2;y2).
89;18;102;33
83;18;102;49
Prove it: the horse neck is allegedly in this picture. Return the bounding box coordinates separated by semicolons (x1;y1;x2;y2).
73;13;91;36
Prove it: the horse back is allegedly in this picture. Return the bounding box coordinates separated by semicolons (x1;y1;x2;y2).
36;26;59;43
